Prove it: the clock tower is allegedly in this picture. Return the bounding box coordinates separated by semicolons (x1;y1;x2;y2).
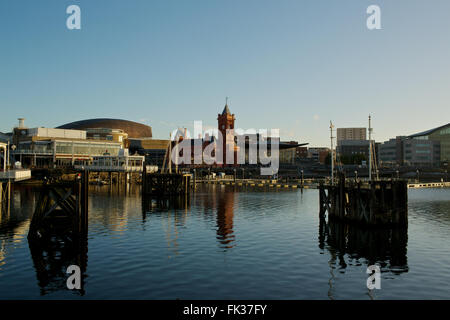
217;99;237;166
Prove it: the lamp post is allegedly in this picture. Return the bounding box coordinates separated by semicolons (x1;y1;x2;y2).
396;170;399;180
355;170;358;181
301;169;304;187
416;169;420;183
242;168;245;180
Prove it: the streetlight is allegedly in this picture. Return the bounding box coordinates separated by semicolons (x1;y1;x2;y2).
416;169;420;183
355;170;358;181
396;170;399;180
301;169;304;186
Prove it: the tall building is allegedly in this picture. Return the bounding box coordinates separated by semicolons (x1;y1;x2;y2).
217;102;238;166
337;128;367;143
337;140;373;164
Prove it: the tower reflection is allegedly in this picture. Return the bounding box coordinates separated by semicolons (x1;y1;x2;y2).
216;189;236;249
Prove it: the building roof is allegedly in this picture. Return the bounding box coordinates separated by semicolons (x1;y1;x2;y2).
57;118;152;138
409;123;450;138
222;104;231;115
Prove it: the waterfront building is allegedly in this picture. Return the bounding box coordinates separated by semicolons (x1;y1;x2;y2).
403;139;440;167
408;123;450;165
0;132;11;144
295;146;308;160
128;138;170;167
308;147;330;164
57;118;153;139
84;128;128;147
378;123;450;167
378;137;405;166
336;140;375;164
217;103;238;166
337;127;367;143
11;119;143;170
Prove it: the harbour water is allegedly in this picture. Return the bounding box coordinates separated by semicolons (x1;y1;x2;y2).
0;185;449;299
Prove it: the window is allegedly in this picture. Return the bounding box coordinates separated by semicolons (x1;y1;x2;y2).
440;128;450;135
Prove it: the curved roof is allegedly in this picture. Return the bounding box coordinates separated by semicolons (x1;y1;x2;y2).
409;123;450;138
57;118;152;138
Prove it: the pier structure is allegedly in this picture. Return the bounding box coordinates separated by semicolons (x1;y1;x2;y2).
28;170;89;242
142;171;191;197
318;173;408;226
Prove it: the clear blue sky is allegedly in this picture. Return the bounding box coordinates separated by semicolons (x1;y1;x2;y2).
1;0;449;146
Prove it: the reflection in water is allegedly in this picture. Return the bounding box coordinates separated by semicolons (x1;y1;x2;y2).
216;190;236;249
319;219;408;274
142;195;190;257
142;195;190;215
29;234;88;296
10;184;89;296
319;219;408;299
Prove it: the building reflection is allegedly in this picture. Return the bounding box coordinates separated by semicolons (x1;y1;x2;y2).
142;194;190;257
216;189;236;249
319;219;408;274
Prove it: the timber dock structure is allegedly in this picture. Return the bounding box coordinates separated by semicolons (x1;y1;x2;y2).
28;170;89;242
319;174;408;226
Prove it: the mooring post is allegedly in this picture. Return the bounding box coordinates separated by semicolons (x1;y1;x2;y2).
338;173;345;219
82;170;89;231
319;183;325;219
142;164;147;195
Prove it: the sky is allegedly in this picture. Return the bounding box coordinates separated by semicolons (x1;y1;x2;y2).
1;0;449;146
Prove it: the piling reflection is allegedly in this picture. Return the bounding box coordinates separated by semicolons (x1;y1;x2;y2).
29;234;88;296
319;219;408;274
142;195;190;214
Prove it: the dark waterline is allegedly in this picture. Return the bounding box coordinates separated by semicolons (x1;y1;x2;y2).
0;185;449;299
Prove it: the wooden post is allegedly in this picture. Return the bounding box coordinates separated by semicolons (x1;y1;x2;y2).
319;183;325;219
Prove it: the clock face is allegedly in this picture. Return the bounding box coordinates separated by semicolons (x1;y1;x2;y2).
21;130;26;135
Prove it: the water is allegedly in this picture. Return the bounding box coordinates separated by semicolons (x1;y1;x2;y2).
0;184;449;299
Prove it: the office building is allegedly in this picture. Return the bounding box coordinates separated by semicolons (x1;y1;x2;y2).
337;128;366;143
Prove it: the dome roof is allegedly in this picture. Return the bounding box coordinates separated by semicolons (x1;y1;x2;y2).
57;118;152;138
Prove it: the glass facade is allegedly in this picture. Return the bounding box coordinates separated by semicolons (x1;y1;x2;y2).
55;141;120;156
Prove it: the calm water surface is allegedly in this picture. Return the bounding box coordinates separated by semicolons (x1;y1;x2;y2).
0;184;449;299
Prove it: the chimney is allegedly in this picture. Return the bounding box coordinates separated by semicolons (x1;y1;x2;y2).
18;118;26;129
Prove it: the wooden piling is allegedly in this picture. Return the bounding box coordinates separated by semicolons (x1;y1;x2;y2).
319;176;408;226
